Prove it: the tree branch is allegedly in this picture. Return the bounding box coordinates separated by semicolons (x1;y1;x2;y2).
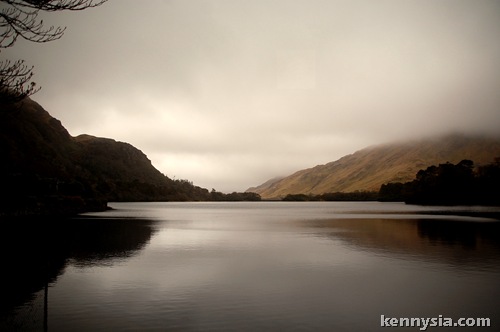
0;59;40;102
0;0;108;102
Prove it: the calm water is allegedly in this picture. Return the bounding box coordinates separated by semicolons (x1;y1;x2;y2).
1;202;500;331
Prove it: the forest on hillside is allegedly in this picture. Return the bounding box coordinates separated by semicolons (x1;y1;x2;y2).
282;191;378;201
379;158;500;205
282;158;500;206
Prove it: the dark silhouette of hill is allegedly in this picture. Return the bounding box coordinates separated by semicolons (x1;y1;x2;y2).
0;98;214;217
248;134;500;199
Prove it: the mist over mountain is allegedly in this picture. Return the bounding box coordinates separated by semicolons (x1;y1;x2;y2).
248;134;500;200
3;96;499;216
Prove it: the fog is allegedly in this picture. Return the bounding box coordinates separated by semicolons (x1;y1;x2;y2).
3;0;500;192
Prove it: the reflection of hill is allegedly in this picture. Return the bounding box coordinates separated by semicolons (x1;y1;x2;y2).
0;217;157;323
307;218;500;268
61;217;157;266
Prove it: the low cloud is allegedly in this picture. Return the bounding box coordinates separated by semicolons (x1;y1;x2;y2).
4;0;500;192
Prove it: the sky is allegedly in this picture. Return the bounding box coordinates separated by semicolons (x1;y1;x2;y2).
3;0;500;192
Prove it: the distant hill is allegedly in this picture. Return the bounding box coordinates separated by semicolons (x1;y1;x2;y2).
246;176;284;195
0;98;211;217
248;134;500;199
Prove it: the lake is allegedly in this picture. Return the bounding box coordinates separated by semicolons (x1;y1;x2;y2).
1;201;500;331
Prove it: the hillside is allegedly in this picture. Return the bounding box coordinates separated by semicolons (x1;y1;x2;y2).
246;176;284;194
0;98;211;217
248;134;500;199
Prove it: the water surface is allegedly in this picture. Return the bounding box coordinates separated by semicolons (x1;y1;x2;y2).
1;202;499;331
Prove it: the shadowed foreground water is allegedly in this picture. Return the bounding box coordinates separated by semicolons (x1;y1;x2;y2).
1;202;500;331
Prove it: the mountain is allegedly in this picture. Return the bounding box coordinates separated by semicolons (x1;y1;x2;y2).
246;176;284;194
0;98;211;217
248;134;500;199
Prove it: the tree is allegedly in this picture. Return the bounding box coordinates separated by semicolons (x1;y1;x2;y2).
378;159;500;206
0;0;108;102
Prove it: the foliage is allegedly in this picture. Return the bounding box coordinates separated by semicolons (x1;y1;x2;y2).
378;159;500;205
319;191;379;201
282;194;316;201
209;189;261;202
282;191;378;202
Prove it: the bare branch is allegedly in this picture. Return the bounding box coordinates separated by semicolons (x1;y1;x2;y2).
0;0;108;101
0;7;66;47
0;59;40;102
3;0;108;12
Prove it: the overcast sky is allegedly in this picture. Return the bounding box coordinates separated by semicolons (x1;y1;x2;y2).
3;0;500;192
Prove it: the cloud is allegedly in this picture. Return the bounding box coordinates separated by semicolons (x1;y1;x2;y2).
3;0;500;192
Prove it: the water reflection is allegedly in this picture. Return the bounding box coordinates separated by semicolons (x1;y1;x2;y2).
0;217;157;330
305;218;500;270
2;203;500;331
417;219;500;247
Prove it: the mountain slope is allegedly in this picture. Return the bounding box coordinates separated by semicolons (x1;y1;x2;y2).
246;176;284;194
249;134;500;199
0;98;210;217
